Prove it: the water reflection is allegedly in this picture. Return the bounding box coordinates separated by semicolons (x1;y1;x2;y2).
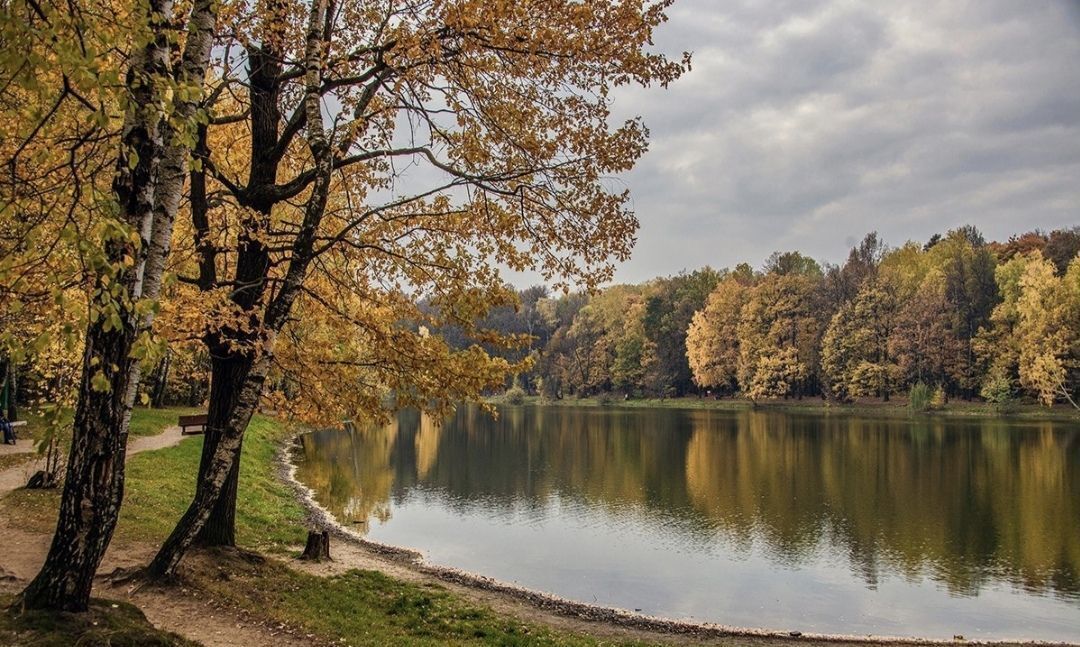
293;405;1080;640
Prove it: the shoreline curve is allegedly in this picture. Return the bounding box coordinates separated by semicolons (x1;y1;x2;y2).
277;430;1078;647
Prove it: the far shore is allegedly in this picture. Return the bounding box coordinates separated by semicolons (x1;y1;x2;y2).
488;393;1080;421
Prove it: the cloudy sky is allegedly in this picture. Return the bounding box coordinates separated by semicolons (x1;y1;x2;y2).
602;0;1080;283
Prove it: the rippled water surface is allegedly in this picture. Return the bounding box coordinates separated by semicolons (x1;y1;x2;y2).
293;404;1080;641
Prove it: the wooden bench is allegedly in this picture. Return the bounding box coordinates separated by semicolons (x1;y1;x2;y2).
179;413;208;435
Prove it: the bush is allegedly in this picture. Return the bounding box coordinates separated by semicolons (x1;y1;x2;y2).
909;382;932;412
980;373;1017;413
931;385;947;409
597;392;614;407
503;384;526;405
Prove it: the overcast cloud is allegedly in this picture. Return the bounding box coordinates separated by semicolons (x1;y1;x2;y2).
602;0;1080;283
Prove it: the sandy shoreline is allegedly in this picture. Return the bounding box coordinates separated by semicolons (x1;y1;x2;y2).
277;432;1078;647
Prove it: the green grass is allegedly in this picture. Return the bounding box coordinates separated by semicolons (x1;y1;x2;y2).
127;405;200;438
195;556;651;647
119;414;306;549
0;595;196;646
4;409;307;550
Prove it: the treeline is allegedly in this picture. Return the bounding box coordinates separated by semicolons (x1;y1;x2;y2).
463;226;1080;407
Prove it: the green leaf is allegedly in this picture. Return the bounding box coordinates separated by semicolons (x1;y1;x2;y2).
91;370;111;393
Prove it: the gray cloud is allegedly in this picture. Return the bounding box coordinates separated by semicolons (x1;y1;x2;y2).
607;0;1080;282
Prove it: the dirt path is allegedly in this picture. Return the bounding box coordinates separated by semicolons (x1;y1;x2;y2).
0;426;189;499
0;437;36;456
0;425;313;647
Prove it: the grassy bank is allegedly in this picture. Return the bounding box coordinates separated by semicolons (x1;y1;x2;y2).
493;394;1080;421
3;412;305;549
1;408;658;646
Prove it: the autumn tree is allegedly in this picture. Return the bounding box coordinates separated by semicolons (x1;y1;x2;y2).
928;228;998;397
1044;228;1080;275
1015;254;1080;408
686;276;749;392
821;280;899;401
146;0;688;575
973;253;1033;385
737;271;822;401
640;268;721;396
1;0;219;609
819;233;886;315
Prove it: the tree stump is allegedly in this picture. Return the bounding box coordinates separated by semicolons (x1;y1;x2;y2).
25;470;58;489
299;529;331;562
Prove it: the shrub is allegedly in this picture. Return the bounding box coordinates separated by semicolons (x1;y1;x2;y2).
909;382;932;412
980;372;1017;413
930;385;947;409
503;384;526;405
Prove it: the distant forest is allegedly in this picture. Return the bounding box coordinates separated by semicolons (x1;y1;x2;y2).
442;226;1080;407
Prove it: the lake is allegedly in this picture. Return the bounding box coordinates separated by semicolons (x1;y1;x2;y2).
292;404;1080;642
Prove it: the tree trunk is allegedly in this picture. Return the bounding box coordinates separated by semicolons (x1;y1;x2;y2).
146;352;271;577
5;363;16;422
148;0;335;578
0;356;8;415
19;0;218;611
194;354;253;547
300;530;331;561
150;350;170;408
20;296;146;610
19;14;170;606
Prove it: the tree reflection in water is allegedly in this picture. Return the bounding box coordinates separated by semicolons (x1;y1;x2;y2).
293;405;1080;602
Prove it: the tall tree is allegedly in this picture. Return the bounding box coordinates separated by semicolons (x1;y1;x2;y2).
641;268;721;396
820;280;899;401
889;271;956;390
973;253;1034;385
737;272;821;400
1016;254;1080;408
930;228;998;397
1044;227;1080;275
3;0;219;610
686;277;749;392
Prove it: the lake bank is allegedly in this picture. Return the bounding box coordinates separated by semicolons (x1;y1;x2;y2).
284;429;1079;647
295;404;1080;643
492;394;1080;421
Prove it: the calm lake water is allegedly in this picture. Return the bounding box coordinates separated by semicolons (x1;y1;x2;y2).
293;404;1080;641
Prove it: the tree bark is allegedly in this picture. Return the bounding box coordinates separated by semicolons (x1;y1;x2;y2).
194;354;254;547
150;350;171;408
19;321;140;611
147;351;271;577
3;361;15;422
189;41;283;546
19;10;170;607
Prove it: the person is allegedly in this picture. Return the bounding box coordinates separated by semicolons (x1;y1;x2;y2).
0;412;15;445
